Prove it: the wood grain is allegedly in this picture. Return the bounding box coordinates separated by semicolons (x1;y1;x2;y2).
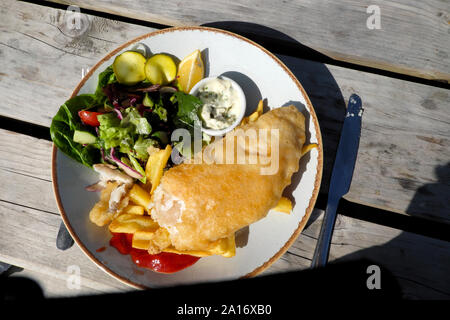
44;0;450;82
0;0;154;127
1;0;448;222
11;269;105;297
281;55;450;223
268;209;450;299
0;128;449;298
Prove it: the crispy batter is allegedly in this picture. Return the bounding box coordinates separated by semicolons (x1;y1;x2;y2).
151;106;306;252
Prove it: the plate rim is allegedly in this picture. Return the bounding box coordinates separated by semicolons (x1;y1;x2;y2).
51;26;323;289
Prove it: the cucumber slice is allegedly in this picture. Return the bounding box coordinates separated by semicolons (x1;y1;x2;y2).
145;54;177;85
112;51;146;85
73;130;96;144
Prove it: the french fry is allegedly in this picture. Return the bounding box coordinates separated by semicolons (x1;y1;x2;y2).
131;230;156;250
249;99;264;122
132;239;151;250
123;204;145;216
301;143;318;157
129;184;152;210
272;197;292;214
145;144;172;193
108;213;159;234
241;100;264;125
134;230;155;240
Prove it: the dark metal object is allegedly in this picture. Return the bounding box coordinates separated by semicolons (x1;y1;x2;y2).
311;94;363;268
56;221;74;250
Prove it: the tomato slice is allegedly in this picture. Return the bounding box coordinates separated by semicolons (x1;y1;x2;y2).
78;110;103;126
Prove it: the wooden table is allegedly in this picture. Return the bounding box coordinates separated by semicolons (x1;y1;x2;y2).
1;0;449;299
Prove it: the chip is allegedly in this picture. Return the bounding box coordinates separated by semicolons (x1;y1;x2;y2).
145;144;172;193
129;184;152;210
241;100;264;125
123;205;145;216
301;143;318;157
272;197;293;214
108;213;159;234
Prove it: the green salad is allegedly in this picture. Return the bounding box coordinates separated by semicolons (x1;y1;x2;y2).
50;50;207;183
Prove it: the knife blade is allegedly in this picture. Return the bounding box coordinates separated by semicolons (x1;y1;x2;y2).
311;94;362;268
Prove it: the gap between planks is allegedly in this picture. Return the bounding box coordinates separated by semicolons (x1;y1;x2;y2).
1;194;449;299
0;128;450;298
31;0;450;83
0;1;449;222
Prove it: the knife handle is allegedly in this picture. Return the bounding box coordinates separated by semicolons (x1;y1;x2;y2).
311;198;339;268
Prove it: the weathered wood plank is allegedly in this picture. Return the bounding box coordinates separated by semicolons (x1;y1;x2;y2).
0;129;131;292
44;0;450;81
1;0;448;222
11;269;105;297
0;130;57;213
0;200;132;293
281;55;450;223
0;0;154;127
0;129;449;298
267;210;450;299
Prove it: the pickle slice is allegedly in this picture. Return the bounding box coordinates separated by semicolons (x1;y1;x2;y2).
112;51;146;85
144;54;177;85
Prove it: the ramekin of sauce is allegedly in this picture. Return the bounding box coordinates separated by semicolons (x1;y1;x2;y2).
190;76;246;136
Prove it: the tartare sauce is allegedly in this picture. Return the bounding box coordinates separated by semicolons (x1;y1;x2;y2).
196;77;241;130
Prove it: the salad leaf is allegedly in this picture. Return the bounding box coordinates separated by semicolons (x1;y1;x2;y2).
128;154;146;183
50;94;100;167
94;66;116;104
122;107;152;135
97;107;154;162
172;91;202;129
97;113;133;149
154;104;168;122
134;136;157;161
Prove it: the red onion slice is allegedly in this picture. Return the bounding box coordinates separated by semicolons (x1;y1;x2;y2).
107;148;143;179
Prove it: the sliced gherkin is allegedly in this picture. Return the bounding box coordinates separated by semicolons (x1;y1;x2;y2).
144;54;177;85
112;51;146;85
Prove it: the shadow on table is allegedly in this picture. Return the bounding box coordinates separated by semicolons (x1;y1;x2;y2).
331;162;450;299
203;21;347;205
1;259;401;306
203;22;450;299
405;163;450;222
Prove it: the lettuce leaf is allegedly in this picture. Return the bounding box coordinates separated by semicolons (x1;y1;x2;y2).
50;94;100;167
172;91;202;129
122;107;152;135
133;136;157;161
94;65;116;105
97;113;133;150
97;107;154;161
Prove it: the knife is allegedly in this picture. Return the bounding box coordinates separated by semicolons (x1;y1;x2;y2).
311;94;363;268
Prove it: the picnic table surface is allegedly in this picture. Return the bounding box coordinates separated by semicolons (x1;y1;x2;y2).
0;0;449;299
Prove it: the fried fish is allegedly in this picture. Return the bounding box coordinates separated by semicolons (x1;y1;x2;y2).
149;105;306;253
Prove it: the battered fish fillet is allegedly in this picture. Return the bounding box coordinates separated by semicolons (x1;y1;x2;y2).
149;105;306;253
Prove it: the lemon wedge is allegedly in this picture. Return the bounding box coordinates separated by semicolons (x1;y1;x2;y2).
145;54;177;85
113;51;146;85
177;49;204;93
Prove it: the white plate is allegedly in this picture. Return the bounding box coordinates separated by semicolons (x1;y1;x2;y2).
52;27;323;288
